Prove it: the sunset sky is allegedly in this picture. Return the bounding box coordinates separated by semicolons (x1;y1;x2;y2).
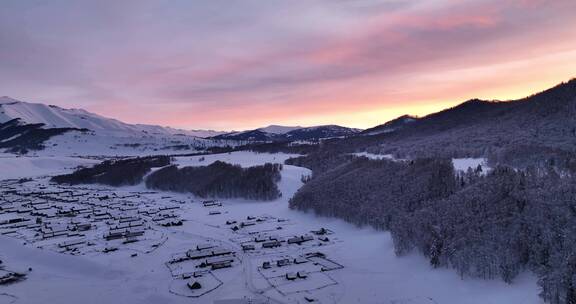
1;0;576;131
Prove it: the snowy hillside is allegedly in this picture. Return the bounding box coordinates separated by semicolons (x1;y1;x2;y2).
0;96;223;138
0;97;238;156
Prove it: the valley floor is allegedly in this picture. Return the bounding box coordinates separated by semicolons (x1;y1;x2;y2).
0;152;542;304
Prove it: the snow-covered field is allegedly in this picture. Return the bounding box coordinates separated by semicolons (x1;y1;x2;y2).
0;152;542;304
0;155;99;179
30;131;215;157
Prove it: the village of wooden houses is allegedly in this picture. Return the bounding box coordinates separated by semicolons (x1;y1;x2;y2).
0;176;344;303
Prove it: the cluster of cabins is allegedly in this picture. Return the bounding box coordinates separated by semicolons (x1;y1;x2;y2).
0;216;34;233
0;181;184;255
1;180;343;302
169;244;236;271
141;205;182;227
260;255;315;284
203;200;223;216
165;243;239;295
262;256;309;270
41;221;86;240
202;200;222;207
225;215;332;253
226;215;269;232
240;234;318;251
260;251;343;288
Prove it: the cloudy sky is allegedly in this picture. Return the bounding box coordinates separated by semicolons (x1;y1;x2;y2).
2;0;576;130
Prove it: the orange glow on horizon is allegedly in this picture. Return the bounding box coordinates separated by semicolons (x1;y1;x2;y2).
3;0;576;131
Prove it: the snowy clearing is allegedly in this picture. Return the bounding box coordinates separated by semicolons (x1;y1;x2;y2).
452;158;489;173
0;155;99;179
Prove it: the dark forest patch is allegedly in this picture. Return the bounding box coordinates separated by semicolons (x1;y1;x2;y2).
51;155;171;186
146;161;282;201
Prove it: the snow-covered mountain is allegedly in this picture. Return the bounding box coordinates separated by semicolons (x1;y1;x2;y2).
0;96;223;138
0;96;236;156
212;124;361;141
0;96;361;155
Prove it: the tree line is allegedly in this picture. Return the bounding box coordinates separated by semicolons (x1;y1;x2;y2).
51;155;171;186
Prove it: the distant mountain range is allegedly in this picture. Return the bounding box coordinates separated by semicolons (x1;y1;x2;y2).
0;97;361;142
0;96;362;155
211;125;361;142
0;97;230;155
0;96;224;138
3;78;575;157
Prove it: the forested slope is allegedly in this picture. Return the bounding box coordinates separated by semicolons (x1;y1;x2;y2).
316;79;576;162
51;156;171;186
288;153;576;304
289;157;456;228
391;167;576;304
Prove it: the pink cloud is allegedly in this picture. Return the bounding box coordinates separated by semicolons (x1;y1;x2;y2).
3;0;576;130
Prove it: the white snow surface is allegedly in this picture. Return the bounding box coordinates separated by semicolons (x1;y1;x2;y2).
31;130;222;157
0;97;242;157
0;155;99;179
0;152;542;304
452;158;489;172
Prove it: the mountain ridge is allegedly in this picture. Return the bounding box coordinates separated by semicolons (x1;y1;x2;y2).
0;96;224;138
318;78;576;160
361;114;418;135
212;124;361;142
